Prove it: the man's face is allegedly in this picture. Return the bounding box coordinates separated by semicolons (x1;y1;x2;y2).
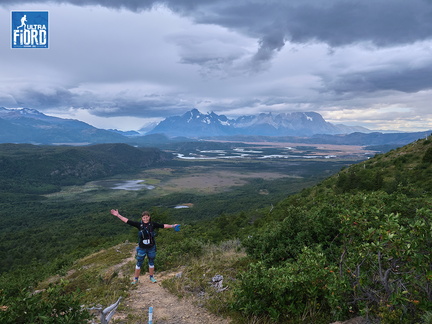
142;215;150;223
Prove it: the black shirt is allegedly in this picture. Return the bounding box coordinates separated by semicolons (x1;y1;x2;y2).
127;220;164;248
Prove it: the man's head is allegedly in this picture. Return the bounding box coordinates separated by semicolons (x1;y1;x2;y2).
141;211;151;223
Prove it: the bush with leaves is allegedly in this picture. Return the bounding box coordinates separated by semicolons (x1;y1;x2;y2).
338;201;432;323
236;191;432;323
233;246;349;323
0;280;92;324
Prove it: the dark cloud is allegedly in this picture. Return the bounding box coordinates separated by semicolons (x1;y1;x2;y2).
4;0;432;63
5;84;189;118
10;87;75;109
89;97;192;118
321;62;432;94
2;0;432;131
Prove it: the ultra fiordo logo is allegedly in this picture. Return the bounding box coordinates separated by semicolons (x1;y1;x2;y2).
11;11;49;48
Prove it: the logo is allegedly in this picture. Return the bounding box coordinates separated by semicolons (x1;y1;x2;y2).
11;11;49;48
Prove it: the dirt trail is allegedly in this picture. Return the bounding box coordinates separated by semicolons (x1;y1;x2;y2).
113;273;230;324
112;270;230;324
104;247;230;324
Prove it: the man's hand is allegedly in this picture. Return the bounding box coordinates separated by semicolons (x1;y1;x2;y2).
111;209;128;223
110;209;120;217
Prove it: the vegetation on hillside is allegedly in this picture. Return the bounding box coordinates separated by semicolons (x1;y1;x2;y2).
0;143;172;194
160;137;432;323
231;137;432;323
1;138;431;323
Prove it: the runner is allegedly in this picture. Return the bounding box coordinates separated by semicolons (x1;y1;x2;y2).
110;209;179;284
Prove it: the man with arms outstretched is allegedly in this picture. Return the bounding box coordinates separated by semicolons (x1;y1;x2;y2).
111;209;179;284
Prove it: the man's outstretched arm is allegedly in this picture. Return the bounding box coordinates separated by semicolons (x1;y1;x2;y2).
110;209;128;223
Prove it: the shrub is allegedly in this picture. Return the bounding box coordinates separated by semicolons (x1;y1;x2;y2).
0;280;92;324
233;246;349;323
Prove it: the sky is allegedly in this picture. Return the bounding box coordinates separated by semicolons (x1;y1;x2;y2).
1;0;432;132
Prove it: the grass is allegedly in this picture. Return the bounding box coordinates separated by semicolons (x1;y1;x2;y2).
161;240;250;318
37;242;136;307
33;239;254;322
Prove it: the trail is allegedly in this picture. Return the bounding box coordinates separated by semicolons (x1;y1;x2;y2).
113;271;230;324
111;253;230;324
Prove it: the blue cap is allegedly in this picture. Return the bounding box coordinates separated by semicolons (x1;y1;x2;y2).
174;224;181;232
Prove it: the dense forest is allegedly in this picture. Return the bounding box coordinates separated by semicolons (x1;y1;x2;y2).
0;138;431;323
0;143;172;194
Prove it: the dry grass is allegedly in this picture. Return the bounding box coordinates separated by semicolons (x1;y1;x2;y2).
162;240;249;317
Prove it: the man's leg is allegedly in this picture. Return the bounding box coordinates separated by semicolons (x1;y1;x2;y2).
133;247;146;283
148;246;157;283
134;267;141;279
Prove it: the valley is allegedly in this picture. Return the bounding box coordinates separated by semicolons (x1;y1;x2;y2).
42;141;373;203
0;140;370;275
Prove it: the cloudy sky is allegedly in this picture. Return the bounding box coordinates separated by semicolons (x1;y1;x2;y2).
1;0;432;132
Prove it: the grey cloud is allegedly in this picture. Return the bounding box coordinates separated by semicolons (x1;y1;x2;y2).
3;0;432;130
322;63;432;95
170;34;250;77
5;85;190;118
9;87;75;109
5;0;432;65
252;31;286;66
79;95;193;118
99;104;191;119
204;98;262;111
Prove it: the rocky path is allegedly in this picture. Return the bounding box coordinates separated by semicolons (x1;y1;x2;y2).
112;270;230;324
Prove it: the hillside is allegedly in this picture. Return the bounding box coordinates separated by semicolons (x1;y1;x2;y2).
322;135;432;194
235;136;432;323
1;137;431;323
0;143;172;194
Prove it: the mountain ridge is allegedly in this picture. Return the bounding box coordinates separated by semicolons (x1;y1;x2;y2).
0;107;127;145
1;107;430;148
147;108;371;137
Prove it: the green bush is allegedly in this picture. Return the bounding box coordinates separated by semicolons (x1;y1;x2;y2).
233;246;349;323
0;281;92;324
236;191;432;323
338;205;432;323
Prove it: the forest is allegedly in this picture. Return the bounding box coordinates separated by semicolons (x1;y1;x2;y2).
0;138;431;323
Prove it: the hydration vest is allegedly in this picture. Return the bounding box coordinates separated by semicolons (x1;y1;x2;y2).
139;222;155;246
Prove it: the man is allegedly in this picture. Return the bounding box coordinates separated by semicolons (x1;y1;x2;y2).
110;209;179;284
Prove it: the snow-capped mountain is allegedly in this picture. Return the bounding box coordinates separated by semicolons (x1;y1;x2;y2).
147;109;370;137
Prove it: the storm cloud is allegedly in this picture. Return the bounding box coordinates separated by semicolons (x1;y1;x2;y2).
1;0;432;131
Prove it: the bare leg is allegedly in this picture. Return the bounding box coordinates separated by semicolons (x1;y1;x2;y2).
134;267;141;278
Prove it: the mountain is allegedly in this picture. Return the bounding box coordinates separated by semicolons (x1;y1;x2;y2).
107;129;141;137
0;107;128;144
2;107;429;149
147;109;371;137
147;109;233;137
211;131;431;148
0;107;197;146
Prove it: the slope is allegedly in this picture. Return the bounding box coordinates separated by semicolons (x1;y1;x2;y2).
0;143;172;194
235;135;432;323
